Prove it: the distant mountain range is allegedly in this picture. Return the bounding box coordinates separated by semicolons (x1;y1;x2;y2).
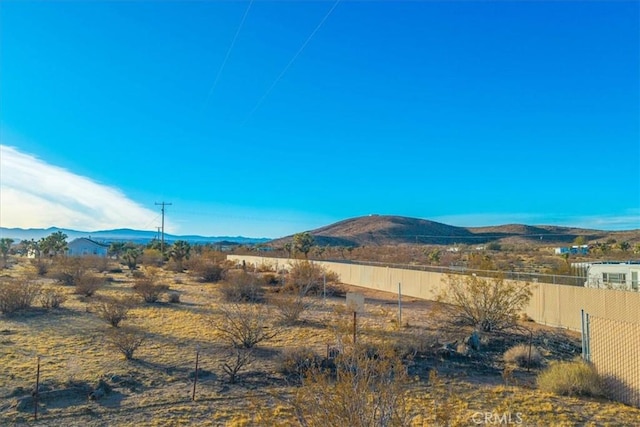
2;216;638;248
271;215;640;247
0;227;270;245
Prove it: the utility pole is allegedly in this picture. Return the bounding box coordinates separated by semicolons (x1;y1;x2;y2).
155;202;172;255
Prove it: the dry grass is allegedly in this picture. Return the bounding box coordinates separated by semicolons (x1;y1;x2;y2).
0;257;638;426
537;358;605;398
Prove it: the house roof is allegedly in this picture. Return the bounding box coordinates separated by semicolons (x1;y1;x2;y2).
68;237;110;248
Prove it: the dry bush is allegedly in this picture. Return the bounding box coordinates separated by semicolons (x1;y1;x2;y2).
270;294;311;325
166;291;180;303
81;255;110;273
504;344;543;368
278;347;322;380
93;296;132;327
286;261;340;296
221;348;253;384
133;275;169;303
256;262;275;273
187;257;226;282
220;271;263;303
437;274;532;332
0;278;41;315
537;358;605;397
75;274;104;297
105;327;146;360
30;258;49;276
141;249;164;267
290;345;417;426
39;288;67;309
215;303;280;348
52;257;88;286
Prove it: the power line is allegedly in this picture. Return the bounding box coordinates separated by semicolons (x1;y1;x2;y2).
155;202;172;254
202;0;254;111
243;0;340;124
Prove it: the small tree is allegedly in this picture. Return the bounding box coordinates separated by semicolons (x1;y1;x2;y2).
169;240;191;271
293;232;314;259
437;274;532;332
108;242;127;260
0;238;14;268
122;247;142;271
39;231;68;257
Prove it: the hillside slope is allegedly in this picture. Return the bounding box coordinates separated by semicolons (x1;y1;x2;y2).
273;215;639;247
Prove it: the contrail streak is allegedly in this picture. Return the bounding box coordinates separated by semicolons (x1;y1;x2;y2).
243;0;340;124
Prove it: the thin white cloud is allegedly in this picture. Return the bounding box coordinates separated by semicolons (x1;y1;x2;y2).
0;145;168;232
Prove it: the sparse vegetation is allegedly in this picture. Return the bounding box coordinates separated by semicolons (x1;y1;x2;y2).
215;303;280;348
133;271;169;303
537;358;605;397
220;270;263;303
0;254;637;426
105;327;146;360
74;273;104;297
437;274;533;332
504;343;543;368
39;288;67;309
0;278;41;314
93;296;132;327
289;345;417;426
221;348;253;384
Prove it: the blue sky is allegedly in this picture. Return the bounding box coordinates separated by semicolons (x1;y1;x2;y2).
1;0;638;238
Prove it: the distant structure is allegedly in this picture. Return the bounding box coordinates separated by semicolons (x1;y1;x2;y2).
554;245;589;255
67;238;109;257
584;261;640;291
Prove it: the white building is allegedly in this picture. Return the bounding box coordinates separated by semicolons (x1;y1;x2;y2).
584;261;640;291
67;238;109;257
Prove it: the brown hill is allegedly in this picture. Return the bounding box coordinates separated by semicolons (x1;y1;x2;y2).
271;215;639;247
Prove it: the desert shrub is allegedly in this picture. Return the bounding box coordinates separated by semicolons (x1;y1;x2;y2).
286;261;340;296
133;277;169;303
214;303;280;348
82;256;110;273
256;262;275;273
39;288;67;309
262;273;280;286
270;294;310;325
504;344;543;368
75;274;104;297
105;327;145;360
537;358;605;397
0;279;41;314
220;271;263;303
93;296;132;327
187;257;226;282
437;274;532;332
141;249;164;267
221;348;253;384
52;257;87;286
290;346;417;426
166;291;180;303
278;347;322;380
30;259;49;276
